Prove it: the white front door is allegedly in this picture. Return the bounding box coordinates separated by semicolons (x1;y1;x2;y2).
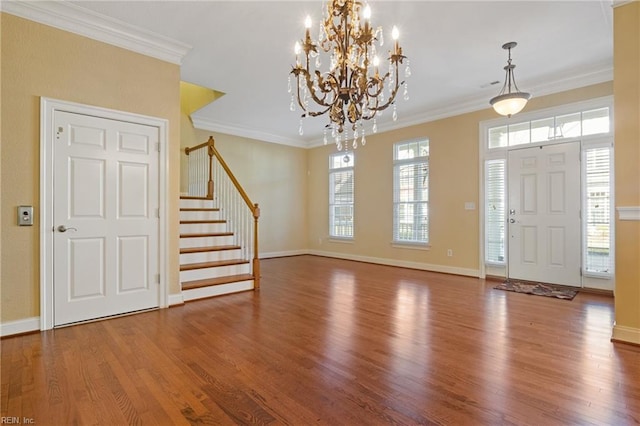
53;111;160;326
508;142;581;287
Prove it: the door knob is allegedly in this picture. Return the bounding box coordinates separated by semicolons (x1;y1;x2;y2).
57;225;77;232
509;219;516;223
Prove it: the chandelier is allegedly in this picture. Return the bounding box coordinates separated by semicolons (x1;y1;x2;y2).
490;42;531;117
288;0;410;150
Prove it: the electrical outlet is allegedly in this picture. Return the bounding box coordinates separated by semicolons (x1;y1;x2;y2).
447;249;453;257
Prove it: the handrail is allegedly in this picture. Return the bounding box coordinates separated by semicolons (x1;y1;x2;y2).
184;136;260;288
207;137;258;217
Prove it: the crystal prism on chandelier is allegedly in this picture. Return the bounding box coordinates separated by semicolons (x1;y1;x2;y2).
288;0;410;150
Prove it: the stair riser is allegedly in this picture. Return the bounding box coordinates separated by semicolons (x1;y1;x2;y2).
180;250;243;264
182;280;254;301
179;211;221;221
180;199;217;209
179;223;228;234
180;264;251;282
179;235;235;248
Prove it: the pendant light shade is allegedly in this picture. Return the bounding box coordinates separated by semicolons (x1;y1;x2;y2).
490;42;531;117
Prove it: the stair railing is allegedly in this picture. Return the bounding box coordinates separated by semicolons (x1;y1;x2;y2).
185;138;214;198
185;136;260;288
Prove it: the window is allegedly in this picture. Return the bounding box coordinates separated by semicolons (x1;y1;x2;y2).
329;152;354;239
584;147;612;274
393;139;429;244
485;159;505;263
486;106;611;149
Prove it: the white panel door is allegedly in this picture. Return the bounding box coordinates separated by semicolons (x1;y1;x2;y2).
508;142;581;287
53;111;159;326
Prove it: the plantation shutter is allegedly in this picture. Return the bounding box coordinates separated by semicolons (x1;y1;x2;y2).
329;153;354;238
584;147;612;273
485;159;506;263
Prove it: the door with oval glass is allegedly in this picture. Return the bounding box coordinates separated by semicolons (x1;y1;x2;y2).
507;142;581;287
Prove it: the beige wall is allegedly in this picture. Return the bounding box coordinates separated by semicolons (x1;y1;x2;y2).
182;118;309;256
613;2;640;342
307;82;614;274
0;14;181;322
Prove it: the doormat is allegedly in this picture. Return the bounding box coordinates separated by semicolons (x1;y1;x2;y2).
493;281;578;300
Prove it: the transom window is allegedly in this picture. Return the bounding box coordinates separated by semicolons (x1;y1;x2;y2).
488;106;610;149
393;139;429;244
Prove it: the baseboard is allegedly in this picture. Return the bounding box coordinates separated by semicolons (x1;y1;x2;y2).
260;249;309;259
1;317;40;337
168;293;185;306
308;250;480;278
611;323;640;345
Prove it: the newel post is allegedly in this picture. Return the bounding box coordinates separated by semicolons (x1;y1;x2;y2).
253;203;261;289
206;136;215;199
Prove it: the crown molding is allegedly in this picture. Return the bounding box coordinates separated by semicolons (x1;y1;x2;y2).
190;115;307;148
305;63;613;149
612;1;636;8
0;0;191;64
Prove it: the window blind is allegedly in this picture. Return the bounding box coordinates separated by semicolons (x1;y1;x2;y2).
485;159;506;263
329;153;354;238
393;140;429;244
584;147;611;273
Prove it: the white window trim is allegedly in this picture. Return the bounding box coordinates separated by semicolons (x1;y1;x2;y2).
329;152;355;240
581;138;615;279
393;138;430;246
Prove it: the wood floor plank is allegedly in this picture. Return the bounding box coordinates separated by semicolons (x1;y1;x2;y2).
2;255;639;425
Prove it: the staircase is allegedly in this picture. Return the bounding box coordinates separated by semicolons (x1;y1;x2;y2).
180;197;256;301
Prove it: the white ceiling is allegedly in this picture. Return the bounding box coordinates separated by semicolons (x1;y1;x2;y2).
39;1;615;147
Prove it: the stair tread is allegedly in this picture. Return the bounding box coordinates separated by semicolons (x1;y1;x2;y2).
180;208;220;212
180;245;241;254
180;232;234;238
180;258;249;271
182;274;254;291
180;220;226;224
180;196;213;200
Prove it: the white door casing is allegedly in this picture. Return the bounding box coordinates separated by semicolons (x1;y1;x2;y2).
507;142;582;287
41;98;169;329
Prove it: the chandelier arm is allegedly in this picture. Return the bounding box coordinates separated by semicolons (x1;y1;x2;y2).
294;73;309;114
305;72;339;108
365;72;387;98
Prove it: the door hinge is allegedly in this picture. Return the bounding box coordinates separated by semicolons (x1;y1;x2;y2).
155;208;160;218
156;142;161;152
155;274;160;284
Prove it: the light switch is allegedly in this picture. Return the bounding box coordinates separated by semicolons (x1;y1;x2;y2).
18;206;33;226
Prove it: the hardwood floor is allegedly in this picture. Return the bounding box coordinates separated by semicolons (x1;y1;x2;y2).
2;255;639;425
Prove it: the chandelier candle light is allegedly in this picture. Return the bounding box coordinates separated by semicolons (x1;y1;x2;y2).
490;41;531;117
288;0;410;150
